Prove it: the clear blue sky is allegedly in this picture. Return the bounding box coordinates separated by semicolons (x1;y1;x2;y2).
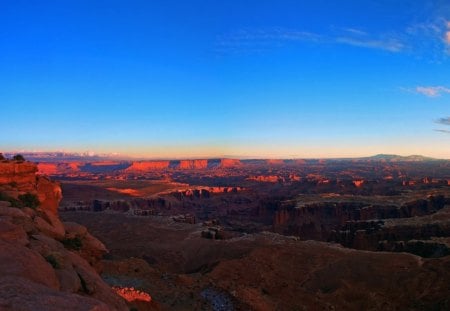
1;0;449;158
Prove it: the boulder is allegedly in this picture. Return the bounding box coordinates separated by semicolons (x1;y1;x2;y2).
0;206;29;219
34;216;65;240
0;240;60;289
64;221;88;238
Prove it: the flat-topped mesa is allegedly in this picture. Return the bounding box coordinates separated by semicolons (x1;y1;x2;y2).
125;161;170;171
37;162;81;175
179;159;208;169
0;161;62;215
220;158;242;168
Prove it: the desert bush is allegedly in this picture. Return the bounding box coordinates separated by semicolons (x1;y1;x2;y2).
0;192;23;208
18;193;40;209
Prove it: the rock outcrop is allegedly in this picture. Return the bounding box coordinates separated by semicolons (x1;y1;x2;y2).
220;158;242;168
179;159;208;169
0;161;128;310
125;161;170;171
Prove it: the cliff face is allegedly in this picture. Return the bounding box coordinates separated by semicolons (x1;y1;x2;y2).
37;162;81;175
271;195;450;258
220;158;242;168
0;161;128;310
125;161;170;171
179;159;208;169
124;158;243;172
0;162;62;214
0;162;38;186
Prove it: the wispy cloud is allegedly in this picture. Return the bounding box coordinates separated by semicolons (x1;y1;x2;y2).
216;18;450;57
435;117;450;134
435;129;450;133
335;37;404;52
340;27;368;36
415;86;450;97
216;27;405;54
215;28;323;53
436;117;450;125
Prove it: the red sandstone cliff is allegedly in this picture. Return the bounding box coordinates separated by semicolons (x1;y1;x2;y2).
125;161;170;171
37;162;81;175
0;161;129;310
179;159;208;169
220;158;242;168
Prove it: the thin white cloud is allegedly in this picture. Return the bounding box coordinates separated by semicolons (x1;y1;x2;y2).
340;27;368;36
335;37;404;52
215;28;323;53
216;27;405;54
216;17;450;56
416;86;450;97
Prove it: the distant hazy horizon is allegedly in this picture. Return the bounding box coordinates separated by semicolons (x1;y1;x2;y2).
1;1;449;158
1;150;448;161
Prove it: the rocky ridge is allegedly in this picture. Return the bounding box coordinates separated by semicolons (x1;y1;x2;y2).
0;160;131;310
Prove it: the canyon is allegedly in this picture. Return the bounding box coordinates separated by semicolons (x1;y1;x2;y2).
2;154;450;310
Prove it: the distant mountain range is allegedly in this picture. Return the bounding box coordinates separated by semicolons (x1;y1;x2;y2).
361;154;437;162
0;151;444;162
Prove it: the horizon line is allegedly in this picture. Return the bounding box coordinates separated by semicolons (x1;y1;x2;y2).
1;150;448;161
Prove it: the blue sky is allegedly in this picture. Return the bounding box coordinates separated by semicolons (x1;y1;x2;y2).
1;0;449;158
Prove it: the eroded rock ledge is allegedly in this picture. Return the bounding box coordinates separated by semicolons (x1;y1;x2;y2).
0;161;129;310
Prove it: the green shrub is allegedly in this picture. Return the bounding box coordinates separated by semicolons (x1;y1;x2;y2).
62;237;83;250
18;193;40;209
45;254;60;269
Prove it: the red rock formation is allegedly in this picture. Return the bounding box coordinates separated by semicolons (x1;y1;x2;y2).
125;161;170;171
91;161;121;166
0;161;37;185
353;180;364;187
220;158;242;168
248;175;283;183
36;175;62;214
179;159;208;169
37;162;81;175
113;286;152;302
0;162;129;310
0;162;62;214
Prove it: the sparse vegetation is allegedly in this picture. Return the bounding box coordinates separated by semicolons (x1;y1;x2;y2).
0;192;23;208
18;193;40;209
45;254;60;269
0;153;5;161
0;192;40;209
62;237;83;250
12;154;25;162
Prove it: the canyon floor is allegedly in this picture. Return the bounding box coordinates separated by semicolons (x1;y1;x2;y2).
51;156;450;310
